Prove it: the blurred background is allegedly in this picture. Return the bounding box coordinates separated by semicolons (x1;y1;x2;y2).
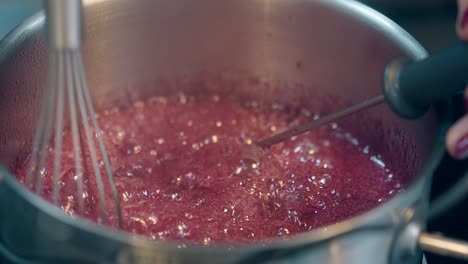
0;1;465;264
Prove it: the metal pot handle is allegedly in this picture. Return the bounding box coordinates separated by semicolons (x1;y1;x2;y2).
391;222;468;263
415;170;468;261
390;172;468;263
419;232;468;260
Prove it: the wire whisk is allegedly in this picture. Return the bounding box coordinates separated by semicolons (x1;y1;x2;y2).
24;0;121;227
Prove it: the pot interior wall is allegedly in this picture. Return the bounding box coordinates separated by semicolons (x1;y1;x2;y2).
0;0;438;187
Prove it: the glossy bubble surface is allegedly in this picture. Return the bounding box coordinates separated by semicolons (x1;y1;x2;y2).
15;92;403;245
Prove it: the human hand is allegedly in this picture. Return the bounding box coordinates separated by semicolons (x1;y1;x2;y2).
446;0;468;159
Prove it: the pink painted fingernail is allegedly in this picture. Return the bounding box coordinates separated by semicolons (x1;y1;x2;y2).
454;133;468;159
462;8;468;29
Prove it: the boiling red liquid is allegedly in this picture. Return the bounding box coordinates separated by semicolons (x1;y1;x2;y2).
15;92;402;245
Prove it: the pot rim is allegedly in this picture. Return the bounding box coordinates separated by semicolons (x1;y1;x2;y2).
0;0;447;255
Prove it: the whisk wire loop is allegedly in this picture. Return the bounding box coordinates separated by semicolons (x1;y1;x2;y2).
25;49;122;228
71;51;108;225
64;50;85;213
25;52;57;193
52;51;65;205
76;53;123;227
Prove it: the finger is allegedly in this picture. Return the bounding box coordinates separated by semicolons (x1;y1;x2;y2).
466;87;468;110
457;0;468;40
446;93;468;159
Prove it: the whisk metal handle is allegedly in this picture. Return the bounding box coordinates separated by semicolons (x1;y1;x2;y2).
384;41;468;119
45;0;83;50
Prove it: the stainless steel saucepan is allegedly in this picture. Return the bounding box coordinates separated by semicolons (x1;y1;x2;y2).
0;0;466;263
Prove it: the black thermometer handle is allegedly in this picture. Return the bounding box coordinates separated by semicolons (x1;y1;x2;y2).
384;41;468;119
257;42;467;148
